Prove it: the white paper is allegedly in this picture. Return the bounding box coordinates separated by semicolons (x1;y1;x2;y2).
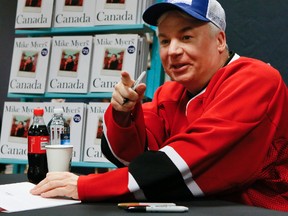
0;182;81;213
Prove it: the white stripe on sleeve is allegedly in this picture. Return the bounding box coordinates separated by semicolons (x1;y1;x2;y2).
128;173;147;200
160;146;204;197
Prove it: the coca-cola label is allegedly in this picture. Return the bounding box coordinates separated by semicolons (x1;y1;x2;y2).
28;136;49;154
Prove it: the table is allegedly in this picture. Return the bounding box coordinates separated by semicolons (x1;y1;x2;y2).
0;174;286;216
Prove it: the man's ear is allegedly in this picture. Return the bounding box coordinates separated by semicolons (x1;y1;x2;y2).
217;31;227;53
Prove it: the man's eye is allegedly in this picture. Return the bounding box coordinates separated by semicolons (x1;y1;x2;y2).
160;39;169;45
183;35;192;40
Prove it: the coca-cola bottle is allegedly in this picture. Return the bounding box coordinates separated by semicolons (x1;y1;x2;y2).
27;108;49;184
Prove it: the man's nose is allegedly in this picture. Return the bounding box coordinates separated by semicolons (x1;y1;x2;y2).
168;40;183;56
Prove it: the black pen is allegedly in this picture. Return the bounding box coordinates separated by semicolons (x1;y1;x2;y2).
126;205;189;212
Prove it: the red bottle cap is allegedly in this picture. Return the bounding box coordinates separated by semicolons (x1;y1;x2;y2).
33;108;44;116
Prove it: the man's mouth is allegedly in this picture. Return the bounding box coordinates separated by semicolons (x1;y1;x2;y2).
171;63;187;70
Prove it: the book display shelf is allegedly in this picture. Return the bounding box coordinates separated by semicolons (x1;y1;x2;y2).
1;2;164;174
9;24;163;100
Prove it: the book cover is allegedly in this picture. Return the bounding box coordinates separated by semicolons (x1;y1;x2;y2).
89;34;140;93
82;102;111;163
53;0;96;27
94;0;139;25
15;0;54;29
8;37;52;94
47;35;93;93
43;102;87;162
0;102;44;160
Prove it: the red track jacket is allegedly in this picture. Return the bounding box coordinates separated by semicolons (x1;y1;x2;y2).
78;54;288;211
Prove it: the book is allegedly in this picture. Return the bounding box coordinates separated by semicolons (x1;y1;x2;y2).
0;101;86;162
0;102;44;160
53;0;96;27
89;34;141;93
82;102;111;163
43;102;87;162
94;0;139;25
8;37;52;94
15;0;54;29
47;35;93;93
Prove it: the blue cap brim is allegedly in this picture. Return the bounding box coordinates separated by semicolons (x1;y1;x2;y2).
143;2;210;26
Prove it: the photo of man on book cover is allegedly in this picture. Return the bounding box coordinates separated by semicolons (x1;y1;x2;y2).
23;0;42;12
64;0;84;12
105;0;125;9
58;49;80;77
96;116;103;139
101;48;124;76
17;51;38;78
94;116;103;145
106;0;125;4
8;115;31;144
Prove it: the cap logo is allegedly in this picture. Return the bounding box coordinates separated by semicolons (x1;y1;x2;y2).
167;0;193;5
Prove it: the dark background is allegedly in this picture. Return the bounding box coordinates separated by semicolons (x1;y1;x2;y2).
0;0;288;120
220;0;288;82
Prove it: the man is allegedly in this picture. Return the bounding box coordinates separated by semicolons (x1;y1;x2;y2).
31;0;288;211
107;53;119;70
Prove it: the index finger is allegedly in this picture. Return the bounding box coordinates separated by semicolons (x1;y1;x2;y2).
121;71;133;87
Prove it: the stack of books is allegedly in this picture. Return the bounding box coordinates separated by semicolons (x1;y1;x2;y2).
0;101;112;163
3;0;156;165
42;102;87;162
46;35;93;93
0;102;40;160
11;0;154;94
89;33;149;92
15;0;54;29
15;0;156;29
94;0;152;26
82;102;110;163
8;37;52;94
8;33;150;94
53;0;96;28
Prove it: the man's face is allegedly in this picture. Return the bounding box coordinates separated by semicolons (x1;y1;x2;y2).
158;11;224;94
